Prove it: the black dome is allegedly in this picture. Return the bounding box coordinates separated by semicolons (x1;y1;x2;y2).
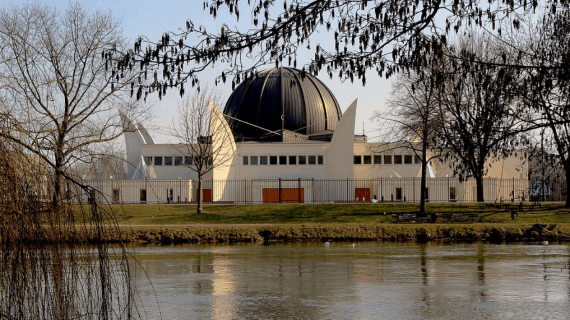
223;67;342;141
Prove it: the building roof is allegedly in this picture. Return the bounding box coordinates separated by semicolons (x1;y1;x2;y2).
223;67;342;141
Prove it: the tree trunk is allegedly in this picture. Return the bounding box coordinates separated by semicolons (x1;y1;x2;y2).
197;174;203;214
475;175;485;202
52;144;65;209
419;140;428;215
52;164;64;209
560;169;570;208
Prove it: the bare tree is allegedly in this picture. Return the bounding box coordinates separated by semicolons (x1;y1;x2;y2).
375;67;443;214
0;2;149;206
513;9;570;207
73;145;127;180
170;86;235;214
435;33;526;202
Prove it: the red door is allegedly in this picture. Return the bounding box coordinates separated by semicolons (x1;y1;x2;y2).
281;188;304;203
263;188;304;203
355;188;370;201
196;189;212;202
263;189;280;203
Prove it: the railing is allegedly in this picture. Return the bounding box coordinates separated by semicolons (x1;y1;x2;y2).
75;177;567;205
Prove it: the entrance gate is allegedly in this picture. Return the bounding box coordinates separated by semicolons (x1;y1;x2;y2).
355;188;371;201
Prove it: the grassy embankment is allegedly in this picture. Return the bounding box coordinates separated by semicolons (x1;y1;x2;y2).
79;202;570;244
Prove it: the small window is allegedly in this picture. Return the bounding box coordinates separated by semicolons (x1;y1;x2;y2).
270;156;278;165
260;156;268;165
243;156;249;165
279;155;287;165
383;155;392;164
250;156;258;165
363;155;372;164
175;156;183;165
374;155;381;164
140;189;147;203
354;155;362;164
164;156;173;165
318;155;323;165
289;155;297;165
450;187;456;202
395;187;402;201
184;156;193;165
404;155;413;164
308;156;316;165
394;155;402;164
144;156;153;165
416;155;422;164
299;156;306;165
154;156;163;166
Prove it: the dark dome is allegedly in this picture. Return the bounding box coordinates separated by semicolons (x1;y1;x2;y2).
223;67;342;141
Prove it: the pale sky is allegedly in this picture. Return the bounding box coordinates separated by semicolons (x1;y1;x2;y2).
28;0;392;143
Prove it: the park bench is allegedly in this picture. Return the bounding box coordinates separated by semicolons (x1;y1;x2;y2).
392;213;428;224
438;213;479;223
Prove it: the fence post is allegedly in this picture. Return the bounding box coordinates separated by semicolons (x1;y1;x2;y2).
312;178;314;203
512;177;515;202
381;177;384;202
347;178;349;201
298;178;301;203
412;178;414;202
279;178;282;203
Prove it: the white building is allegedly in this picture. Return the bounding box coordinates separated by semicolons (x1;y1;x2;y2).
93;67;529;204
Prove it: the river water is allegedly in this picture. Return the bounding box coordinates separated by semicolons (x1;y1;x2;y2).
129;242;570;319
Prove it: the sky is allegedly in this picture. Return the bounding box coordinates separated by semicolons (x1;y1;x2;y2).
27;0;393;143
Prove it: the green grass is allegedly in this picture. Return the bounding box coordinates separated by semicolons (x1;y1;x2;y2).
102;202;570;226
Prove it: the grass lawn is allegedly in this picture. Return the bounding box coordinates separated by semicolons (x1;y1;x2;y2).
103;202;570;225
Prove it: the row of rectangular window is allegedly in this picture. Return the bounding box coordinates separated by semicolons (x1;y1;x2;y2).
243;155;324;165
354;155;419;165
144;156;198;166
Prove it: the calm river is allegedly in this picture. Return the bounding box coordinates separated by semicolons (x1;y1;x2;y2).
129;242;570;319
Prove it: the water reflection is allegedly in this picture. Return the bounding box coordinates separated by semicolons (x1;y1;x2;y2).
130;242;570;319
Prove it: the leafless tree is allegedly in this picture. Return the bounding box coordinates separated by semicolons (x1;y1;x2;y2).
73;144;127;180
0;2;149;206
435;32;526;202
374;67;443;214
170;86;235;214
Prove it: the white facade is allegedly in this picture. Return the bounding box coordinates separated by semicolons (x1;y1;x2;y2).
100;99;530;204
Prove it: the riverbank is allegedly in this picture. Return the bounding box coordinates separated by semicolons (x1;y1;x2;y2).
79;202;567;243
33;203;570;244
90;223;569;244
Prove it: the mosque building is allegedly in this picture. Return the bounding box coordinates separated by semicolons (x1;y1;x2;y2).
111;67;528;204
